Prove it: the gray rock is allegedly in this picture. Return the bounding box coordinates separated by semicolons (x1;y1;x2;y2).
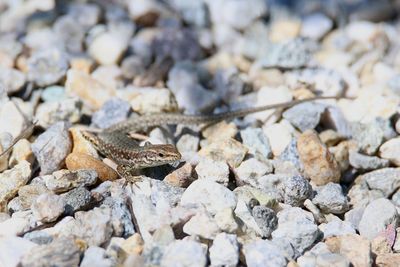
27;48;69;86
235;158;273;186
214;68;245;103
282;175;312;207
319;220;356;238
62;186;93;215
272;207;320;254
53;15;85;53
151;180;185;208
257;38;315;69
31;121;72;175
252;206;278;238
170;0;209;27
312;183;349;214
351;120;385;155
358;198;399;240
35;98;82;128
31;193;65;223
0;236;37;267
282;102;325;132
279;138;304;172
240;127;272;159
102;197;135;238
181;179;237;215
344;207;365;230
243;239;287;267
349;151;389;171
21;237;81;267
361;168;400;197
68;3;101;29
322;106;352;137
391;189;400;206
91;98;131;129
121;55;145;79
45;169;98;193
209;233;239;267
161;240;207;267
23;231;53;245
81;246;115;267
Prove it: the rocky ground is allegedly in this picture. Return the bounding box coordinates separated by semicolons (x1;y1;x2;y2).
1;0;400;266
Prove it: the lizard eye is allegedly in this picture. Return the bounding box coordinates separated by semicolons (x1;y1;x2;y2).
158;153;164;157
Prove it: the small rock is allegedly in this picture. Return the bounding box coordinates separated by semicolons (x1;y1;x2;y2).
202;121;238;142
91;98;131;129
65;69;116;109
31;121;72;175
271;207;320;254
27;48;69;86
371;235;392;255
0;236;37;267
35;98;82;128
312;183;349;214
69;128;98;157
161;240;207;267
319;220;356;238
176;134;200;154
243;239;287;267
183;210;220;239
282;102;326;132
279;138;304;173
121;55;145;79
62;187;93;215
151;179;185;208
0;132;12;171
31;193;65;223
0;161;31;211
349;151;389;171
164;163;195;187
361;168;400;197
351;120;385;155
80;246;115;267
53;15;85;53
102;197;135;238
65;152;119;182
379;137;400;166
301;13;333;40
0;66;26;94
315;253;350;267
9;139;34;167
297;130;341;186
235;158;273;185
252;205;278;238
282;175;312;207
8;183;49;212
119;87;178;114
240;127;272;159
376;253;400;267
263;120;294;156
45;169;98;193
358;198;398;240
198;138;248;168
214;208;239;234
21;237;81;267
0;100;29;138
269;19;301;42
319;130;345;147
209;233;239;267
195;159;230;186
181;179;237;215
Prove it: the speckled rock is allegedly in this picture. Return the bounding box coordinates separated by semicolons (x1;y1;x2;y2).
282;102;326;132
195;158;230;186
282;175;312;207
35;98;82;128
32;121;72;175
240;127;272;159
65;152;119;182
297;130;341;186
312;183;349;214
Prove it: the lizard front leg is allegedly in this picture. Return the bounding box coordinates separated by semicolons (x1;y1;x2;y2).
116;164;144;184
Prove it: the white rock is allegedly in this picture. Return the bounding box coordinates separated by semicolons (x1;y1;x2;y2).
235;158;273;185
195;159;229;186
80;246;115;267
31;193;65;223
301;13;333;40
0;100;29;138
209;233;239;267
181;179;237;215
183;210;220;240
358;198;398;240
379;137;400;166
0;236;37;267
263;120;295;156
243;239;287;267
89;32;129;65
161;240;207;267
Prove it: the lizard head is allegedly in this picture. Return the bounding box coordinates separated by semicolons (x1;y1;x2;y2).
137;143;182;168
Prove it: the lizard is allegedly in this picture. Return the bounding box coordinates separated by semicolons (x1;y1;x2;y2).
81;96;340;181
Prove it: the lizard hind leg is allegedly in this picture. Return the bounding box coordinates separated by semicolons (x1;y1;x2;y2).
116;164;144;185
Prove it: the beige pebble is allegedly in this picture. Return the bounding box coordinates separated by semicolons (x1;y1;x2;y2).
69;57;94;74
269;20;301;42
65;152;119;182
164;163;194;188
297;130;341;186
9;139;34;167
65;69;116;109
202;121;237;141
199;138;248;168
69;128;98;158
